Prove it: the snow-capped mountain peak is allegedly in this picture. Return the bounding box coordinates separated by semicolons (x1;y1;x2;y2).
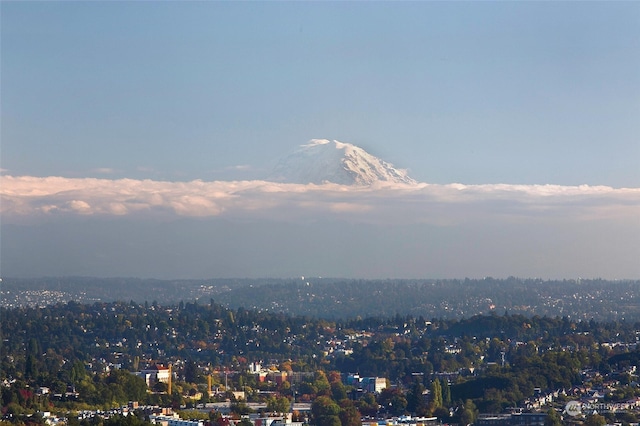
269;139;416;185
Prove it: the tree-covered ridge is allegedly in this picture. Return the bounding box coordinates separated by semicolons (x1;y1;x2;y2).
3;301;637;369
3;277;640;321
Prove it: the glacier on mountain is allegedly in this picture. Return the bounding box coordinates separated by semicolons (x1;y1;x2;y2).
269;139;416;185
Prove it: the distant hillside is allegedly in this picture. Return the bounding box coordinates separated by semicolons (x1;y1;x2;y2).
3;277;640;321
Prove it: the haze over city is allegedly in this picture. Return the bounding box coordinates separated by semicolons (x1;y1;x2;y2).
1;2;639;279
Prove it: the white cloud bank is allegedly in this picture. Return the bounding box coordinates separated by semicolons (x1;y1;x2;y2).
2;175;639;225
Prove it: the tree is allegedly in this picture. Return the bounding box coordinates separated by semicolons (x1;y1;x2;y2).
441;379;451;407
177;410;209;421
459;399;478;426
584;414;606;426
312;396;342;426
355;393;378;418
331;381;348;402
267;396;291;414
314;371;331;397
544;408;561;426
25;355;39;381
406;382;428;416
433;406;450;422
230;402;253;416
339;401;362;426
69;361;87;385
430;379;443;409
460;409;475;426
389;394;408;416
379;388;408;416
153;382;168;393
184;360;200;384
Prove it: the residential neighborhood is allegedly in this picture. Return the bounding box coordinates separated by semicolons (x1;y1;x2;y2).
3;299;640;426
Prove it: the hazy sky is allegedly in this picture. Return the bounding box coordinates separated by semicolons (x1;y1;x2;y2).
2;2;639;279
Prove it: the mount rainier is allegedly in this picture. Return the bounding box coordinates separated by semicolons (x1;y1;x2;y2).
269;139;416;185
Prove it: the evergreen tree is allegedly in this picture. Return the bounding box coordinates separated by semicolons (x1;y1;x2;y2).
406;382;428;416
441;379;451;407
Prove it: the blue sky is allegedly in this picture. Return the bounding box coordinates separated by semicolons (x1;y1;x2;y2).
3;1;639;185
1;2;639;279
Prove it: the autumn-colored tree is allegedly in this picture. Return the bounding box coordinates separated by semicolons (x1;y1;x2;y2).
292;411;305;423
328;371;343;384
280;361;293;372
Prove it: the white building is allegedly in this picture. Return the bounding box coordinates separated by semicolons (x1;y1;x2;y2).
150;415;203;426
138;365;171;387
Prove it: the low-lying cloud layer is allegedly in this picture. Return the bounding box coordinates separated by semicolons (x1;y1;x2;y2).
2;175;639;279
2;175;639;225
